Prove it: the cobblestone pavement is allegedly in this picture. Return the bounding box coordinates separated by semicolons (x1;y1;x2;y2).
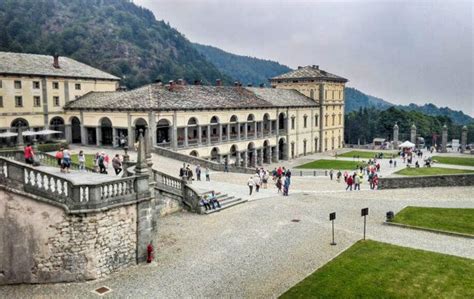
1;185;473;298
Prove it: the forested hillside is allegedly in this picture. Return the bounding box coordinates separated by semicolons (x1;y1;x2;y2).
344;107;474;145
193;43;292;86
396;103;473;126
344;87;393;112
0;0;231;88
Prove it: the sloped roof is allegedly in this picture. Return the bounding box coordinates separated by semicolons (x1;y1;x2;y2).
65;84;318;111
271;65;348;83
0;52;120;81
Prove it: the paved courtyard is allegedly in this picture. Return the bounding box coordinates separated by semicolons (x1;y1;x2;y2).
1;183;473;298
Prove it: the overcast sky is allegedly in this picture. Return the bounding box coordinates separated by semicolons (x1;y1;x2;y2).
135;0;473;116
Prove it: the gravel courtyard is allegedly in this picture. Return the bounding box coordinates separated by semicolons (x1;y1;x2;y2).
1;184;473;298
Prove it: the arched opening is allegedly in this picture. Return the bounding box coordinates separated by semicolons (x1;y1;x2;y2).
134;118;148;142
263;113;271;136
278;112;286;131
278;138;286;160
187;117;199;145
247;114;255;138
210;116;220;143
49;116;65;139
291;142;295;158
247;142;256;167
303;139;307;155
229;144;238;165
263;140;270;163
229;115;238;140
210;147;220;162
157;119;171;146
190;150;199;157
100;117;113;146
11;118;29;132
70;117;81;144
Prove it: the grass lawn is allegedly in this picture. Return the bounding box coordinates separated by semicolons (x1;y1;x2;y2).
71;154;96;169
395;167;474;176
393;206;474;235
432;156;474;167
338;150;397;159
280;240;474;299
295;159;364;170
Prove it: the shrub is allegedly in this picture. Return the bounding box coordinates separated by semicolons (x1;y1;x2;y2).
37;142;69;152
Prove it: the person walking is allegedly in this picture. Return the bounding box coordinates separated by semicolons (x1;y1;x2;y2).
55;147;64;171
336;170;342;183
78;150;86;171
98;153;107;174
247;176;255;195
112;154;122;175
389;159;393;168
205;167;210;181
186;165;193;183
329;169;334;180
24;143;35;165
196;165;201;181
276;177;282;193
354;173;361;191
253;174;261;192
343;171;348;183
346;175;353;191
283;176;290;196
62;148;72;173
224;159;229;173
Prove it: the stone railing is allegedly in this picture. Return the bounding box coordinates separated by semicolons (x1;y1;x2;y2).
379;173;474;189
0;156;148;213
153;146;255;174
292;169;328;177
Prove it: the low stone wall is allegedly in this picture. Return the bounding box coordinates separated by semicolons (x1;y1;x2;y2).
378;174;474;189
153;146;255;174
0;188;137;284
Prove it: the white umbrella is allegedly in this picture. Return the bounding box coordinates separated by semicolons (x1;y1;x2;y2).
22;130;38;136
0;131;18;138
399;140;416;148
35;129;63;135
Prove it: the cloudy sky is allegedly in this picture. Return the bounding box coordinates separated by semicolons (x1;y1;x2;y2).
135;0;473;116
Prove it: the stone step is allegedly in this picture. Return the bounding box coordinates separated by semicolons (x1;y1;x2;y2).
204;197;247;214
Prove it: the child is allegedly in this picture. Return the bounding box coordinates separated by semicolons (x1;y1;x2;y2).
78;150;86;171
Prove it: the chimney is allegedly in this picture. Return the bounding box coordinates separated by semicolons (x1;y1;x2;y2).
215;79;221;86
53;54;60;69
168;80;175;91
312;65;319;70
297;66;303;69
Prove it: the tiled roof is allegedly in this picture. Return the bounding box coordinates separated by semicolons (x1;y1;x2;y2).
65;84;318;111
0;52;120;80
271;65;348;83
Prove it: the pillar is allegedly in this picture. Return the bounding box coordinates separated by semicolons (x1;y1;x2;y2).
254;122;258;139
96;126;101;146
64;124;72;143
236;151;241;166
461;126;468;153
393;123;399;149
410;124;417;144
172;114;178;150
244;123;248;139
16;127;24;149
237;122;241;140
273;146;279;163
184;127;189;147
218;124;223;143
80;125;87;145
207;125;211;145
197;125;202;145
243;151;248;168
258;148;264;166
112;127;117;147
441;124;448;153
252;148;257;167
268;120;272;136
267;146;272;164
227;123;231;141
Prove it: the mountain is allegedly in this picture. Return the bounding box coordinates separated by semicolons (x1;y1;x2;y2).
0;0;231;88
193;43;292;86
396;103;473;126
344;87;393;112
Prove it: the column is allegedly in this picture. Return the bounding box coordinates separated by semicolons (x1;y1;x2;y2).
184;127;189;147
197;125;202;145
207;125;211;145
252;149;257;167
80;125;87;145
64;124;72;143
237;122;241;140
236;151;241;166
96;127;101;146
258;148;264;166
227;123;231;141
268;147;272;163
254;122;258;139
172;113;178;150
243;151;248;168
268;120;272;136
218;124;223;143
260;122;264;138
274;146;279;162
244;123;248;139
461;126;468;153
112;127;117;147
393;123;399;149
441;124;448;153
410;124;417;144
149;111;157;147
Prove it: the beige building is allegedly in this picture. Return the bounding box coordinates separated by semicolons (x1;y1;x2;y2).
0;52;119;143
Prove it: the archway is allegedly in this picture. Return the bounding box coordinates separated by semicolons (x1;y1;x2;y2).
210;147;220;162
210;116;219;143
187;117;199;144
11;118;29;131
278;112;286;131
70;117;81;143
247;142;256;166
263;140;270;163
134;118;148;142
190;150;199;157
263;113;270;136
100;117;113;146
156;119;171;145
230;115;238;140
278;138;286;160
49;116;65;139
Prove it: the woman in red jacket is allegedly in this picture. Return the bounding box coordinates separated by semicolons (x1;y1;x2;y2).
346;175;353;191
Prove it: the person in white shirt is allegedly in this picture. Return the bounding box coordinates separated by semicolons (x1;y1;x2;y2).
247;176;255;195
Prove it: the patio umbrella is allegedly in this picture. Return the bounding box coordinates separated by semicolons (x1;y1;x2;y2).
0;131;18;138
34;129;63;135
399;141;416;148
22;130;38;136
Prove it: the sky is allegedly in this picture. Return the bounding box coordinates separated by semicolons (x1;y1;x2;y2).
135;0;473;116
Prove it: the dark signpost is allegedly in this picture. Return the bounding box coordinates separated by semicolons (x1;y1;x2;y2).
329;212;336;245
361;208;369;240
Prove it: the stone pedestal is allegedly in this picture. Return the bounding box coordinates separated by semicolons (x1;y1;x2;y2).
393;123;399;149
461;126;467;153
441;124;448;153
410;124;416;145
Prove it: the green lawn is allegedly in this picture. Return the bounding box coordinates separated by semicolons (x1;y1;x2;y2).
395;167;474;176
71;154;96;169
393;206;474;235
280;240;474;299
295;159;365;170
338;150;397;159
432;156;474;167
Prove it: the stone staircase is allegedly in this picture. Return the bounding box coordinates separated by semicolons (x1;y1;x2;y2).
202;192;247;215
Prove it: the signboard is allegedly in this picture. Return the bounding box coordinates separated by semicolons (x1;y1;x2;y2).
361;208;369;217
329;212;336;221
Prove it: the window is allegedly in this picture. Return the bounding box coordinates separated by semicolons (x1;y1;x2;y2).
325;115;328;127
75;83;81;90
332;115;335;126
338;114;342;125
310;89;314;99
52;82;59;89
33;81;40;89
325;90;327;99
53;96;60;106
291;117;295;130
303;115;308;128
34;96;41;107
315;115;319;126
0;96;3;107
15;96;23;107
0;80;2;88
14;81;22;89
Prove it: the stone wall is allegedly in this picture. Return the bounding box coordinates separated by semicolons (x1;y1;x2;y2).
378;174;474;189
0;188;137;285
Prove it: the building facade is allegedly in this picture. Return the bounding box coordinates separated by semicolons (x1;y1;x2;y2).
0;52;120;140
